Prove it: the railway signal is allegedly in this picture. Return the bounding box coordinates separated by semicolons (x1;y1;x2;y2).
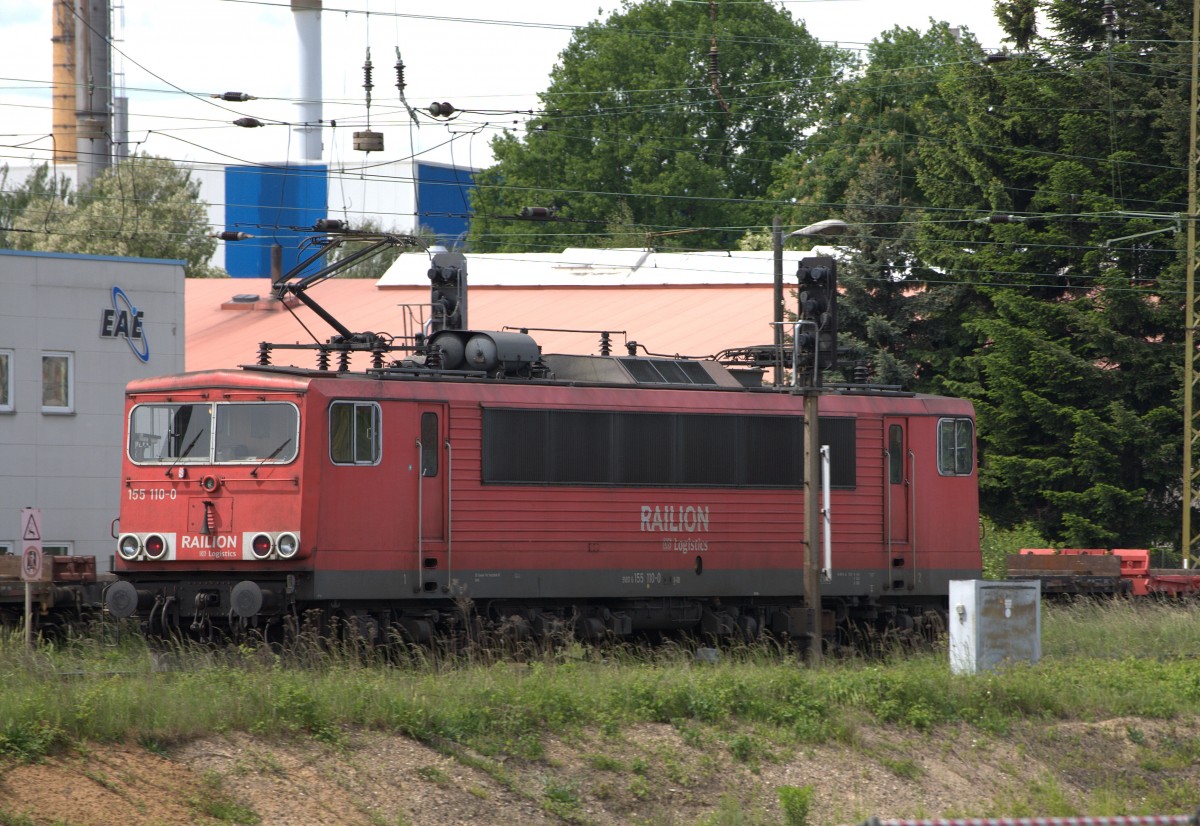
428;251;468;332
795;255;837;373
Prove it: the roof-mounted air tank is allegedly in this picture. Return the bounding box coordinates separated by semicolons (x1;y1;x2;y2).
429;330;541;376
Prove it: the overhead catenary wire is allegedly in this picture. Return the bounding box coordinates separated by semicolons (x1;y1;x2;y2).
0;1;1180;286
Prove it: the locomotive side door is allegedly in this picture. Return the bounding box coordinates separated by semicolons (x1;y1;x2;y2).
415;403;449;592
883;418;912;590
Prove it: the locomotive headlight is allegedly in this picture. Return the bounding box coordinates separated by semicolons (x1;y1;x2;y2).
276;532;299;559
117;534;141;561
144;534;167;560
251;533;274;560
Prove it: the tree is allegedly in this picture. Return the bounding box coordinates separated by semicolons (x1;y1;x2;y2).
468;0;846;252
912;0;1188;547
769;23;989;391
994;0;1038;51
764;3;1187;547
0;163;71;249
12;154;224;277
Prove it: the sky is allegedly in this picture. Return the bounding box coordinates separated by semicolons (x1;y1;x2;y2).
0;0;1011;231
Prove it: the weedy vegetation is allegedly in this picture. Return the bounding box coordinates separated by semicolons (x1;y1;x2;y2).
1;600;1199;824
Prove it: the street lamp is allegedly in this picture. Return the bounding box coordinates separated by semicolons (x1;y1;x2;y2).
772;217;849;386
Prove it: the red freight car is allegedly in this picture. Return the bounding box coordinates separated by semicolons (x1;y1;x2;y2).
104;236;980;644
1008;548;1200;597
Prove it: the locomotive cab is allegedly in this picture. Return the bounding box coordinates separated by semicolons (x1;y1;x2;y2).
108;374;310;634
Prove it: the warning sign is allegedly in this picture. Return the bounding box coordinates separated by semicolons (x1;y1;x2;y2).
22;545;43;582
20;508;43;583
21;508;42;543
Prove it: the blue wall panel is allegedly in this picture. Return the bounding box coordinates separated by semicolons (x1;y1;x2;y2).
415;162;475;244
225;165;328;278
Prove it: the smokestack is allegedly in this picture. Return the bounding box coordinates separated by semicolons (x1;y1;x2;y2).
52;0;77;163
291;0;323;163
75;0;113;189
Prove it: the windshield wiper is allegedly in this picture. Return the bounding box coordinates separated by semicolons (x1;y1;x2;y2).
251;438;292;478
164;430;205;478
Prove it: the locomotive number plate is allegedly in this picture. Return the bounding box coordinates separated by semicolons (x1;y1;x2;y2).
128;488;178;501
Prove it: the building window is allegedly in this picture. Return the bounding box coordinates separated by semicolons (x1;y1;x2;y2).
43;543;72;556
938;418;975;476
41;351;74;414
0;541;12;556
329;401;380;465
0;349;12;413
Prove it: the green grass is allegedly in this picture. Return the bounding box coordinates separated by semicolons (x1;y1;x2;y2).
1;601;1199;811
778;785;814;826
2;602;1200;763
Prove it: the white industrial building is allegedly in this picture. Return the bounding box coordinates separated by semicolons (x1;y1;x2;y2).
0;249;186;560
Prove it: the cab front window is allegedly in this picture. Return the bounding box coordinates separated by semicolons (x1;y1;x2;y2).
129;403;211;463
129;402;298;465
215;403;298;463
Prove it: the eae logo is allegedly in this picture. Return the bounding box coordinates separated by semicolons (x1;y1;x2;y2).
99;286;149;362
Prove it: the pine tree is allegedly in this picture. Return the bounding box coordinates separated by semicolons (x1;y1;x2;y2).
915;0;1188;546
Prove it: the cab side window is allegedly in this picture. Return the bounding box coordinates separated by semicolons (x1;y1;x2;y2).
330;402;381;465
937;418;975;476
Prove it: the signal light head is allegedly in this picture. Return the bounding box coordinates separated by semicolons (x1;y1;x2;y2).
793;255;838;375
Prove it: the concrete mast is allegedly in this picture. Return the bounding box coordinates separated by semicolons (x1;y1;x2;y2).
291;0;323;163
74;0;113;188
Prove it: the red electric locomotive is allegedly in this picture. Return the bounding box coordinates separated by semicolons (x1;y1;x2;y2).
105;234;981;644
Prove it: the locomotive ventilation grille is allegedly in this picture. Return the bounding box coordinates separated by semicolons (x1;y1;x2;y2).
618;358;717;385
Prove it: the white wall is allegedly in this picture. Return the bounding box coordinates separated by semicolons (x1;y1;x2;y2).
0;250;185;560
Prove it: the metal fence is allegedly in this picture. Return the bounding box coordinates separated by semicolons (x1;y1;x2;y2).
858;815;1200;826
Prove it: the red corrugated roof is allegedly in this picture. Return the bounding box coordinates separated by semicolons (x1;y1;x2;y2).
185;279;778;372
